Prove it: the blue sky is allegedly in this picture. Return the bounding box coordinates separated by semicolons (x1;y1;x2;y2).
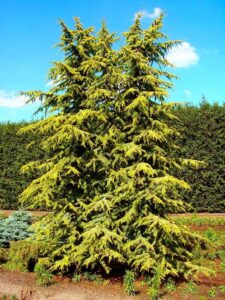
0;0;225;122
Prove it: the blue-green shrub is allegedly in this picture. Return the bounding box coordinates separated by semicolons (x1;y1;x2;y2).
0;211;33;247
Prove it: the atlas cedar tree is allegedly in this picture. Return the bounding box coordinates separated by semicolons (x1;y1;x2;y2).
19;15;207;278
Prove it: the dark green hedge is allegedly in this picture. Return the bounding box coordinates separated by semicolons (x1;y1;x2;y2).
1;101;225;212
0;122;43;209
172;100;225;212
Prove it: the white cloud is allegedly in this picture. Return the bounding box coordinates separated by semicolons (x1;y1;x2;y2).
0;90;28;108
184;89;192;98
166;42;199;68
135;8;162;20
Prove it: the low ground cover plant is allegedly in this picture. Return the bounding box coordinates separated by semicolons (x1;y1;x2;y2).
34;260;53;287
5;240;45;272
123;270;136;296
165;279;176;292
72;273;81;282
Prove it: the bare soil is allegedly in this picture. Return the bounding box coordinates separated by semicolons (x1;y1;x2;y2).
0;270;149;300
0;210;48;217
190;225;225;232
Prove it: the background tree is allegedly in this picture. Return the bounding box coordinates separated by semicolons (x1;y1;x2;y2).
19;15;207;280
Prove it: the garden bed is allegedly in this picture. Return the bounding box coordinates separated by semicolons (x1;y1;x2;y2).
0;217;225;299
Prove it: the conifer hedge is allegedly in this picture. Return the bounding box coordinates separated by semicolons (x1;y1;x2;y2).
0;122;43;209
172;100;225;212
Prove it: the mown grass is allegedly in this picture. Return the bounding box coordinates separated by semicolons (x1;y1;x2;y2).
172;213;225;226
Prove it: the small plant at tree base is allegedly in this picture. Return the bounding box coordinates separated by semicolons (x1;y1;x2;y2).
220;261;225;273
184;281;198;294
165;278;176;292
144;275;151;287
193;244;204;263
83;271;97;281
95;275;104;285
72;273;81;282
123;270;136;296
208;287;217;298
204;228;217;243
148;288;159;300
83;272;104;284
219;285;225;292
141;280;145;287
207;249;218;260
5;240;45;272
147;265;165;300
218;250;225;260
34;261;53;287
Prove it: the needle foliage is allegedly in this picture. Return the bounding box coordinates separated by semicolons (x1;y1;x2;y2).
19;15;205;278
